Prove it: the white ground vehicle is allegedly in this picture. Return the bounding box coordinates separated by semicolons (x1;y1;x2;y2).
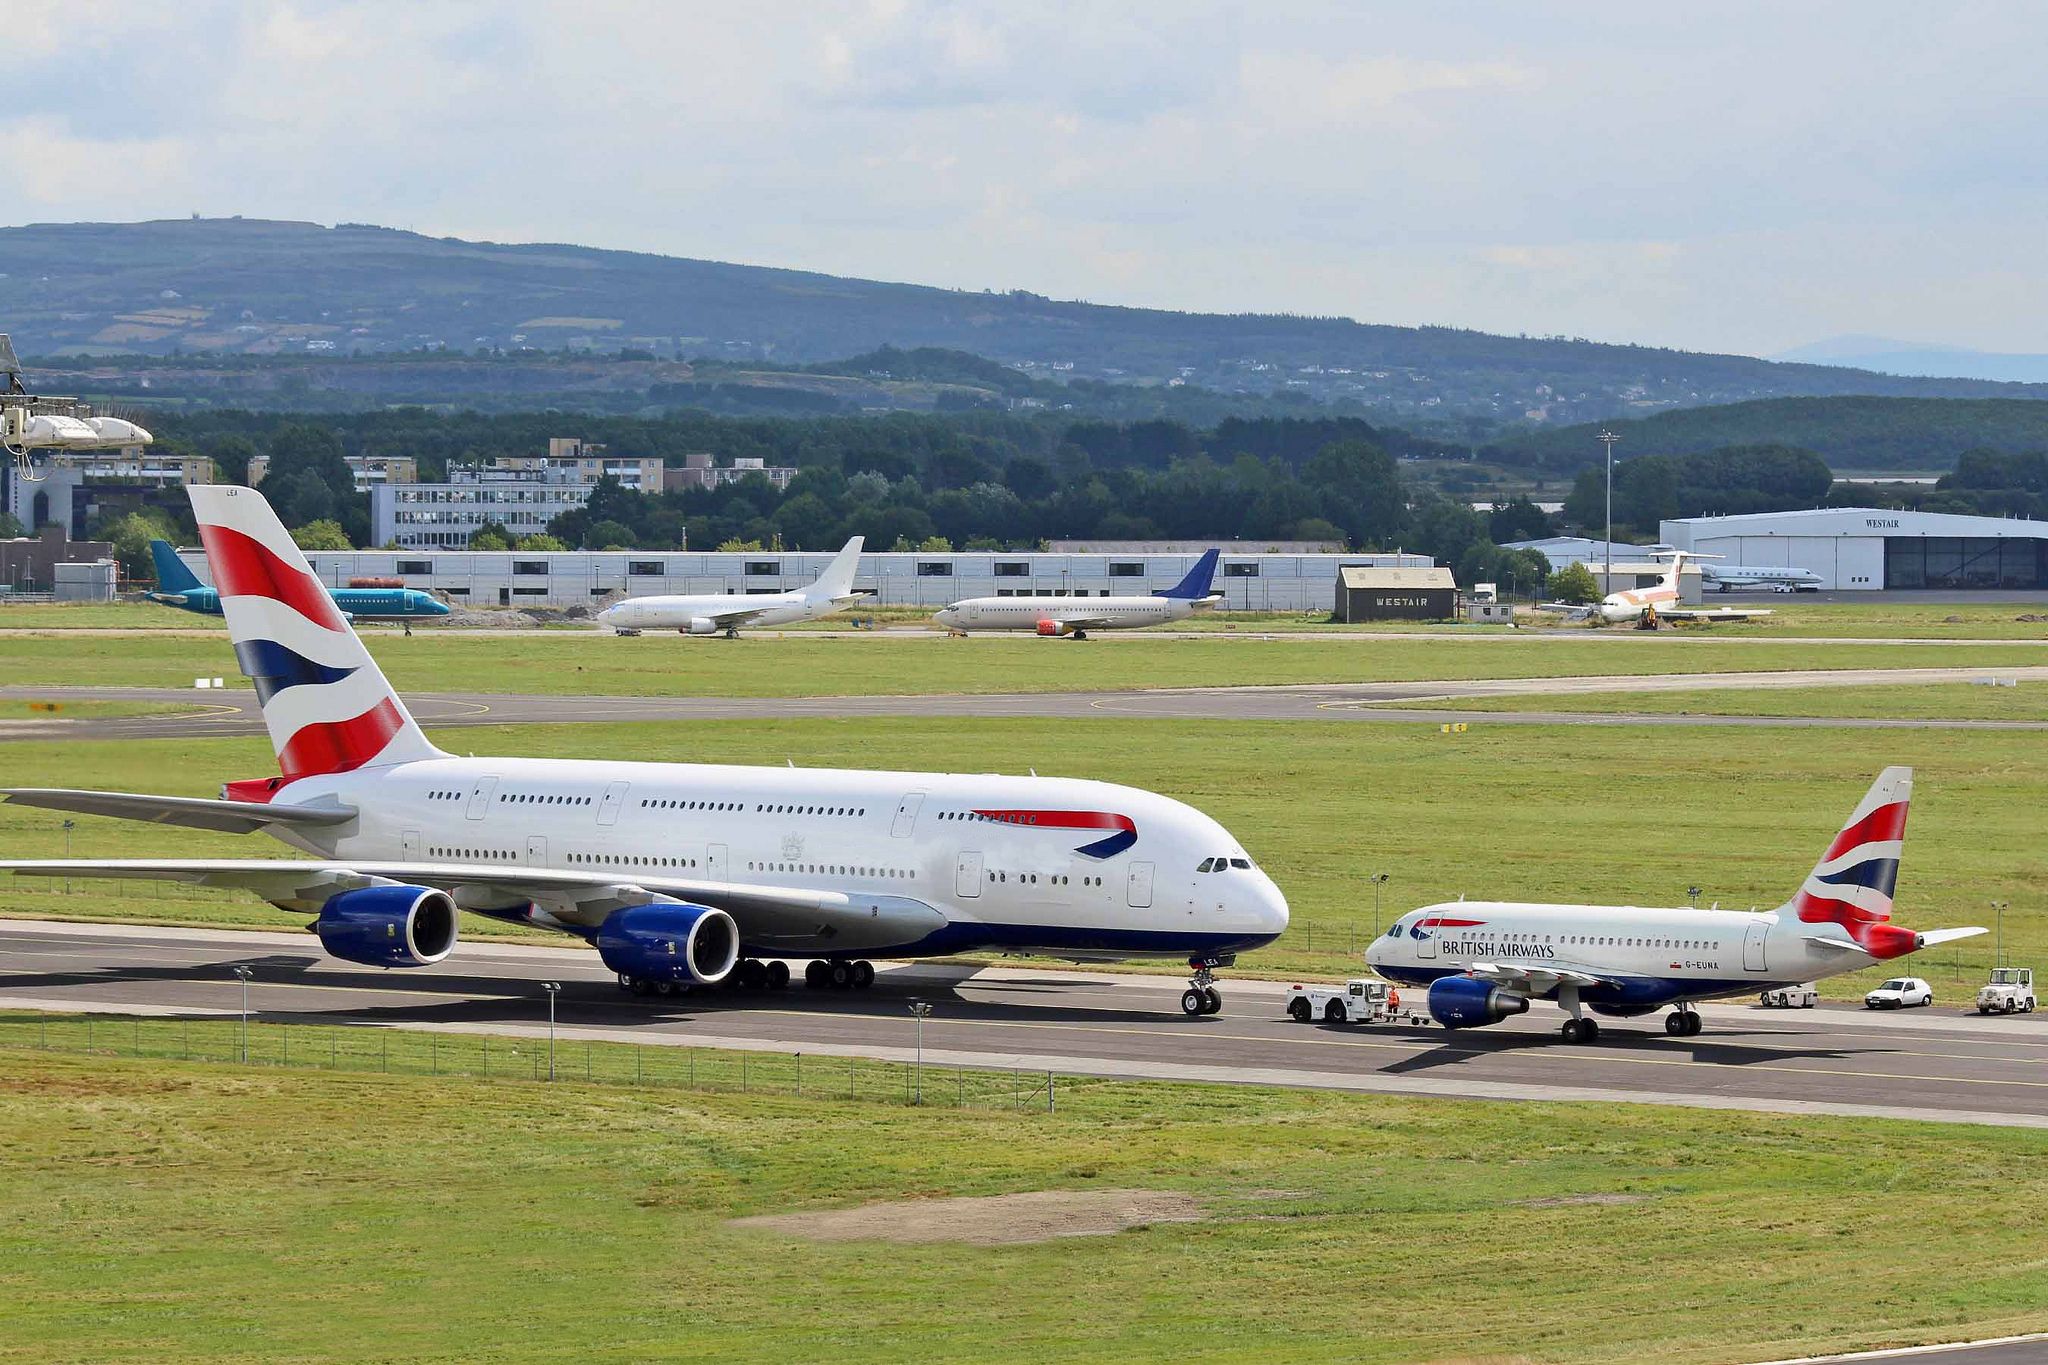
1977;967;2036;1015
1865;977;1934;1009
1760;983;1818;1008
1286;978;1424;1025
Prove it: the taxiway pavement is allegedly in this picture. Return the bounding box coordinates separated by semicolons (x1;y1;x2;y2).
5;919;2045;1129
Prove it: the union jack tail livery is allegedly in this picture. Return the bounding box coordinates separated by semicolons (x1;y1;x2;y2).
190;485;442;783
1778;765;1914;956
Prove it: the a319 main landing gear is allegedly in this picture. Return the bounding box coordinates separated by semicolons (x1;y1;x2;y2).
1664;1005;1703;1036
804;959;876;991
1180;955;1231;1016
1558;982;1600;1043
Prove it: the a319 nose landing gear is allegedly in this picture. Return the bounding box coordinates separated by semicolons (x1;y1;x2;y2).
1179;955;1231;1016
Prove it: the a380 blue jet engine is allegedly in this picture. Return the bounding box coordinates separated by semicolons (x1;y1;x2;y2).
1427;975;1531;1029
597;900;741;988
316;885;460;967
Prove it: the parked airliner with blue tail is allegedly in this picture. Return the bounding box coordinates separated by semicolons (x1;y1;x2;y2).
1366;767;1982;1042
934;549;1223;638
4;489;1285;1016
147;539;450;624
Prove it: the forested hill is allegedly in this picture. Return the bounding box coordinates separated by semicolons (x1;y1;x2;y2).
5;217;2047;426
1488;397;2048;473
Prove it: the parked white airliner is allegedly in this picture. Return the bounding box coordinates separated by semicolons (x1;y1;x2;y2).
1543;551;1773;626
597;536;868;636
1365;767;1982;1042
934;549;1221;638
0;489;1286;1016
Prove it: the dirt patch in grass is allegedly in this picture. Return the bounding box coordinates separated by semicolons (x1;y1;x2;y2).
1514;1193;1648;1208
730;1188;1206;1245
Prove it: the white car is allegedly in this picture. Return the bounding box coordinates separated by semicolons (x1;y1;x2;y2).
1865;977;1934;1010
1760;983;1818;1008
1977;967;2036;1015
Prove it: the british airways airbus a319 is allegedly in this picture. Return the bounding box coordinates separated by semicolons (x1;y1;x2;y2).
1;487;1286;1016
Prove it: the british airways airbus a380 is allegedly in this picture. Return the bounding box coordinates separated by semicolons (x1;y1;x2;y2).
0;487;1286;1016
1366;767;1982;1041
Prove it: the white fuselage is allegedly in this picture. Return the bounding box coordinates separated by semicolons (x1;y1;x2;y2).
1366;900;1874;1013
1704;566;1823;592
597;589;843;634
1596;583;1681;624
257;755;1289;961
933;595;1205;634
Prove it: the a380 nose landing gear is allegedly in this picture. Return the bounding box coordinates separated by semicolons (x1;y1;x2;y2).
1179;956;1230;1017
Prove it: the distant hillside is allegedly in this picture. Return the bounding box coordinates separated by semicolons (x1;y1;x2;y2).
5;217;2047;425
1487;396;2048;473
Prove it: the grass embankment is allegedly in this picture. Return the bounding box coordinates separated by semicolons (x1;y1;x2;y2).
1;1048;2043;1363
1411;682;2048;721
1;718;2041;998
1653;600;2048;640
0;699;205;721
2;631;2046;698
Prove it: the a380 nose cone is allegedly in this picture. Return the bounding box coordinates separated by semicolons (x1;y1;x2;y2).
1255;877;1290;942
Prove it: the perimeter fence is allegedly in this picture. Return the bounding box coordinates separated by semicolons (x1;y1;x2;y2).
0;1011;1073;1112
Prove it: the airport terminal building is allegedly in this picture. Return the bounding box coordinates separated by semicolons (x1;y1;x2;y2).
180;547;1433;611
1660;507;2048;591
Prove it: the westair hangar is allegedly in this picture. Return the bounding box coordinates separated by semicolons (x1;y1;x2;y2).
182;548;1432;611
1334;566;1458;621
1660;507;2048;590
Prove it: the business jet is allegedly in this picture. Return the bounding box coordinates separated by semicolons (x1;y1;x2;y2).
0;489;1285;1017
934;549;1222;639
597;536;868;636
1700;562;1824;593
1365;766;1982;1042
1542;551;1772;626
147;540;450;626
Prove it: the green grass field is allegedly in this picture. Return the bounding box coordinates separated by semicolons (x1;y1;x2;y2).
1411;682;2048;721
1649;600;2048;640
0;698;204;720
2;1047;2043;1364
2;717;2040;997
2;630;2046;698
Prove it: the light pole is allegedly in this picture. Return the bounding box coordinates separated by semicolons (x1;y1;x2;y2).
62;819;75;893
908;1000;932;1104
1598;428;1621;597
1991;901;2009;968
1687;886;1703;909
232;965;252;1062
541;982;561;1081
1369;872;1390;937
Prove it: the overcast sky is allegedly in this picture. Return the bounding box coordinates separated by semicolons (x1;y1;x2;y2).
10;1;2048;357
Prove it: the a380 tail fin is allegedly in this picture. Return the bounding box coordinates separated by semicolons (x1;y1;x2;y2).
188;486;442;783
149;539;203;594
1157;548;1221;600
1777;767;1916;956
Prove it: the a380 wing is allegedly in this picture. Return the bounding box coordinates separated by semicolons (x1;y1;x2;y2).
0;858;945;954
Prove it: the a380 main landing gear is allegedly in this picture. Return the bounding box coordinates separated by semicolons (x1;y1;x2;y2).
804;959;876;991
1180;956;1229;1016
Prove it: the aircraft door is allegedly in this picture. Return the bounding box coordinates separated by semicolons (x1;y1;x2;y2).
1126;861;1154;909
1743;921;1768;972
464;777;498;821
1415;917;1437;959
526;835;548;867
597;781;630;827
891;792;925;838
402;829;421;861
706;843;727;879
955;850;983;898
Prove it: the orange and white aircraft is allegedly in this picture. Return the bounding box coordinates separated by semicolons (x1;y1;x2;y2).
1545;551;1772;627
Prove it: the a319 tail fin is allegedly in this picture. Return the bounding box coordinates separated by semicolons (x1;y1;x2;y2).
188;485;442;784
149;539;203;594
1157;548;1221;600
1777;767;1916;956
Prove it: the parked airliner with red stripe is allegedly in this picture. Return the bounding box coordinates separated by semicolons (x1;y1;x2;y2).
1365;767;1983;1041
0;486;1287;1016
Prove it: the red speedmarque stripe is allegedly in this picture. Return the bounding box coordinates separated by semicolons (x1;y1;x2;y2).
277;698;405;778
197;523;348;632
1821;801;1907;862
972;808;1135;833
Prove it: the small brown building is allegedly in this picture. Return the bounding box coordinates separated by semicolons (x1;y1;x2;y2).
1334;565;1458;622
0;526;115;593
